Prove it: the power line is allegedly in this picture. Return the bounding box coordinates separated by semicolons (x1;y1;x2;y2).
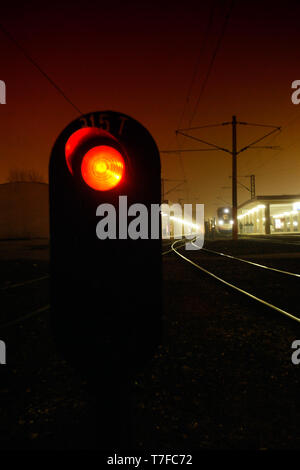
240;131;280;174
241;114;300;175
175;132;188;181
0;22;82;115
188;0;235;126
176;116;281;239
163;2;217;186
240;107;300;175
177;122;230;131
176;1;216;132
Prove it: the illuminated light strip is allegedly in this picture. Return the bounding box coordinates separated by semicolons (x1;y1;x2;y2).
171;238;300;324
170;215;199;230
272;210;298;218
238;204;266;220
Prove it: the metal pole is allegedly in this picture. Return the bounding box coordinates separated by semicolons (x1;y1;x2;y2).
232;115;238;240
250;174;255;199
161;178;165;202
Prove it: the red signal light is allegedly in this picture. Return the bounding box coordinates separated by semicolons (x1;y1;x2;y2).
65;127;101;175
81;145;125;191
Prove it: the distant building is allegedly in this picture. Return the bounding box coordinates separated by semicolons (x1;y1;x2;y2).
238;195;300;235
0;182;49;239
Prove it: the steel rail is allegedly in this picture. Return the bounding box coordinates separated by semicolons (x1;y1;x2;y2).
200;247;300;278
1;275;49;290
162;237;196;256
172;239;300;323
0;304;50;329
0;239;184;329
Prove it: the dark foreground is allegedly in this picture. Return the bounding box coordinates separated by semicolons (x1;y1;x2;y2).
1;238;300;450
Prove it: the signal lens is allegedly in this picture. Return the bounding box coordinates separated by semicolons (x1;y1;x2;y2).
81;145;125;191
65;127;102;174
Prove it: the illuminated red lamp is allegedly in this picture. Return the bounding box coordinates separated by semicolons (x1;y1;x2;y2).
81;145;125;191
65;127;102;175
65;127;125;191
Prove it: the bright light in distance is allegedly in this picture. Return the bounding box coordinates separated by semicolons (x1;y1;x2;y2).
274;218;282;229
230;220;233;225
218;220;224;226
81;145;125;191
272;210;297;218
293;221;298;226
224;208;229;213
293;202;300;211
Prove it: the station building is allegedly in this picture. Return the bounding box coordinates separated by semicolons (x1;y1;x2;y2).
238;195;300;235
0;182;49;239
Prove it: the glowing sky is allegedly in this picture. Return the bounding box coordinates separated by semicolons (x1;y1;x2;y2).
1;0;300;217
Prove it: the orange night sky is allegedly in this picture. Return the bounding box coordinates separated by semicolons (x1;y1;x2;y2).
0;0;300;218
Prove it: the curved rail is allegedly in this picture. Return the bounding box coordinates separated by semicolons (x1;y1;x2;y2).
199;246;300;278
162;237;196;256
172;239;300;324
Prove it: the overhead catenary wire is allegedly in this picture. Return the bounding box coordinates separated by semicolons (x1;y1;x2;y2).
188;0;235;127
162;2;217;190
0;22;82;115
175;1;216;133
240;107;300;175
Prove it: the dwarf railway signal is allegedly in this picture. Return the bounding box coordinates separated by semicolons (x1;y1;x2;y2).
49;111;162;381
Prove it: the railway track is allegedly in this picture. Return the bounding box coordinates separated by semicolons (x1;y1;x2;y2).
162;238;192;255
2;236;299;328
171;237;300;324
0;275;49;290
200;246;300;277
0;275;50;329
0;241;181;329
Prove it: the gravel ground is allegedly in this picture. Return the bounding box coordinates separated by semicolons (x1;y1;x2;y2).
1;238;300;450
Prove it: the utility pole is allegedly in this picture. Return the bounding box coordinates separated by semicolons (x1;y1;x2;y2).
172;117;281;241
232;116;238;240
